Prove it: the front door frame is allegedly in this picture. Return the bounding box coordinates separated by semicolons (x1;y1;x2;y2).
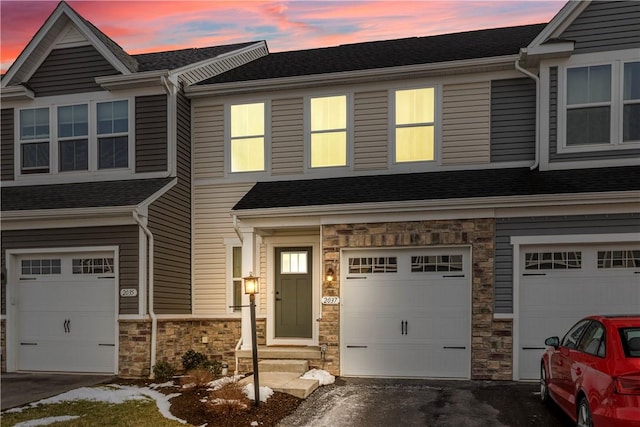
265;235;319;346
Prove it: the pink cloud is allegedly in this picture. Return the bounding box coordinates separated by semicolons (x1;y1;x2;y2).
1;1;564;74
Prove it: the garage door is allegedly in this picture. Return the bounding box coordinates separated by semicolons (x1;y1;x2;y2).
518;244;640;380
341;248;471;378
17;252;117;373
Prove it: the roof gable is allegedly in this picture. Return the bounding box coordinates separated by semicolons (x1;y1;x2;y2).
2;1;137;88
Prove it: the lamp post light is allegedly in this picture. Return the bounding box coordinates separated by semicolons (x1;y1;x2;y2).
243;273;260;406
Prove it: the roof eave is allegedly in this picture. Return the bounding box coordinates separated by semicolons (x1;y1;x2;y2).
171;41;269;87
232;190;640;220
0;85;35;101
96;69;170;91
186;54;521;97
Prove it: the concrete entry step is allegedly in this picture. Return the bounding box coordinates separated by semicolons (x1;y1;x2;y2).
239;372;319;399
236;345;321;360
259;359;308;374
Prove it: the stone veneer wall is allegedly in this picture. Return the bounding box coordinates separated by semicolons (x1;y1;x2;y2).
321;219;513;380
118;318;264;377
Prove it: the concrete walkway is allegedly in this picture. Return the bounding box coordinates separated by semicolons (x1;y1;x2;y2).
1;373;115;411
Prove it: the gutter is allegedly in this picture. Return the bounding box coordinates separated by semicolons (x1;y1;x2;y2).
133;210;157;378
515;50;540;171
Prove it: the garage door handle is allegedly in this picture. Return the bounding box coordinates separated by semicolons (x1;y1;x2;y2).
20;342;38;345
443;346;466;349
442;274;465;278
98;276;115;279
523;273;546;276
99;343;115;347
346;276;367;280
522;347;546;350
347;345;368;348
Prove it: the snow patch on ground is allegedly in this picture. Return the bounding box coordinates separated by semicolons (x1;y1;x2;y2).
243;383;274;402
14;415;80;426
5;385;186;425
150;381;175;389
301;369;335;386
206;375;243;391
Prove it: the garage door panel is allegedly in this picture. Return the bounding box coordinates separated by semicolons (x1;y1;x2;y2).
342;248;471;378
15;253;117;373
518;244;640;380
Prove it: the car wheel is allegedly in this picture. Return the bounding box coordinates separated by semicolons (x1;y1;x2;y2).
540;362;550;403
577;397;593;427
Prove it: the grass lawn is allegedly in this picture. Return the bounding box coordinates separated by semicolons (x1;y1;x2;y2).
2;399;189;427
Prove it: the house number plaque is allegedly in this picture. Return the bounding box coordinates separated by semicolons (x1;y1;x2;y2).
321;296;339;305
120;288;138;297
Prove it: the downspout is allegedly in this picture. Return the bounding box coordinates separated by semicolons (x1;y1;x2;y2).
133;210;157;378
515;50;540;170
232;213;243;374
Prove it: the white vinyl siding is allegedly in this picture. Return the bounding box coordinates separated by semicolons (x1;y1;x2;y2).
354;90;388;171
193;183;254;314
272;97;304;175
193;102;224;179
442;81;490;165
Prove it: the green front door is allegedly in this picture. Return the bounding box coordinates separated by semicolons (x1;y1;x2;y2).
275;247;312;338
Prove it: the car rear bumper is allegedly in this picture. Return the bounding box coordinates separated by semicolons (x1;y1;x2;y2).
594;397;640;427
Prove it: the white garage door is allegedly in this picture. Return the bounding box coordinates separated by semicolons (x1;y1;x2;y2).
518;244;640;380
341;248;471;378
17;252;117;373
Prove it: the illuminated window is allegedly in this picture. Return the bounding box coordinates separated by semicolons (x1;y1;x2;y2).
230;102;265;172
394;88;435;163
281;251;308;274
310;95;347;168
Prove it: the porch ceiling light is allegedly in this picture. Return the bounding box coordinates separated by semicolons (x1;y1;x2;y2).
325;268;335;283
243;273;259;295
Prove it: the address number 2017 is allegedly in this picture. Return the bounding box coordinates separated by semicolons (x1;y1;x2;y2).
321;296;340;305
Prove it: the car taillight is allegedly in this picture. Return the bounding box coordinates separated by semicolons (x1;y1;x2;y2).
615;374;640;395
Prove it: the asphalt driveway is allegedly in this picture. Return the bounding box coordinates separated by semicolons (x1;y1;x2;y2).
278;378;574;427
1;372;115;411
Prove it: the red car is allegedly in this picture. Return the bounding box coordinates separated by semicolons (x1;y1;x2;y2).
540;315;640;427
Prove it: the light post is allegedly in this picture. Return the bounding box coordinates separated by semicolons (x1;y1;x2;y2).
243;273;260;406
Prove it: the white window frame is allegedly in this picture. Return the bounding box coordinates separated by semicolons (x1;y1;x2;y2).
226;100;269;176
304;93;352;171
389;84;441;169
225;241;244;315
18;107;50;173
557;51;640;154
14;94;134;178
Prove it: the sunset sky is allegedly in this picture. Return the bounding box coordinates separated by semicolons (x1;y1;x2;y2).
1;0;566;74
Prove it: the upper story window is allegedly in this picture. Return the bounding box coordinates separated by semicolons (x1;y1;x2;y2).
17;99;130;176
97;100;129;169
394;87;436;163
58;104;88;171
310;95;347;168
623;62;640;142
562;59;639;151
20;107;50;173
230;102;265;172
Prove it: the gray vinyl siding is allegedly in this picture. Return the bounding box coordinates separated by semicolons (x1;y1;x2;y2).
1;108;14;181
354;91;388;171
560;1;640;54
272;98;304;175
548;67;640;162
1;225;139;315
147;91;191;314
494;213;640;313
26;45;119;96
135;95;168;173
490;78;536;162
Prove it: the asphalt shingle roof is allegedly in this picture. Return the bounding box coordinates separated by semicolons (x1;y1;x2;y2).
232;166;640;211
1;178;175;211
201;23;546;84
133;42;260;72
